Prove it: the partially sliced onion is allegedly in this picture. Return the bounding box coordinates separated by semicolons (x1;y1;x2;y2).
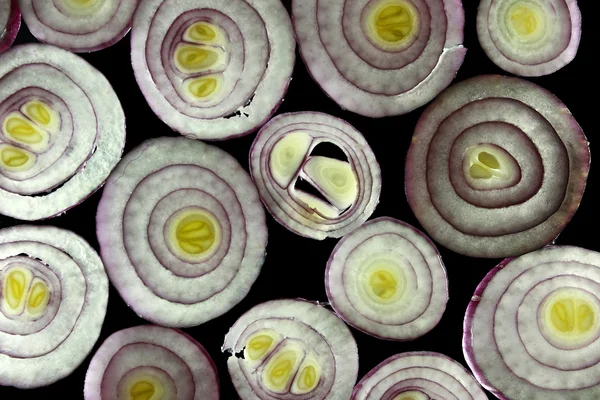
18;0;138;52
405;75;589;258
463;246;600;400
477;0;581;76
0;44;125;221
223;299;359;400
352;352;488;399
84;325;219;400
0;225;108;389
131;0;295;140
96;137;267;327
250;111;381;239
0;0;20;53
292;0;466;117
326;217;448;341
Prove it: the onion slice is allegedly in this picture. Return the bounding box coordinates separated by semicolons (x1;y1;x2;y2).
250;111;381;239
463;245;600;399
96;137;267;327
405;75;589;258
131;0;295;140
0;0;20;53
0;225;108;389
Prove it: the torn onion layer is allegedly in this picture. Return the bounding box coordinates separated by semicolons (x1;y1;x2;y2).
0;0;20;53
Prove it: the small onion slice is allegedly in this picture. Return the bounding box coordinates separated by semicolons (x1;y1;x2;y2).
84;325;219;400
464;246;600;399
223;299;359;400
292;0;466;117
353;352;488;400
326;217;448;341
405;75;589;258
250;112;381;239
0;0;20;53
0;225;108;389
0;43;125;221
477;0;581;76
96;137;267;328
131;0;295;140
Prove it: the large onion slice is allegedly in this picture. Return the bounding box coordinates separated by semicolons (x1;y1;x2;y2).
0;0;19;53
477;0;581;76
96;137;267;328
85;325;219;400
463;246;600;399
223;299;359;400
292;0;466;117
131;0;295;140
353;352;488;399
326;217;448;341
0;44;125;221
405;75;589;258
0;225;108;389
250;112;381;239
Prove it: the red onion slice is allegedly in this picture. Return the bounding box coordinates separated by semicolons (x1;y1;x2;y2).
0;43;125;221
0;0;20;53
353;352;488;399
84;325;219;400
326;217;448;341
250;111;381;239
96;137;267;327
223;299;359;400
131;0;295;140
0;225;108;389
292;0;466;117
463;246;600;400
405;75;589;258
477;0;581;76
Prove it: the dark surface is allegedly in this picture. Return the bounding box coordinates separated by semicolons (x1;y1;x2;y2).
0;0;594;399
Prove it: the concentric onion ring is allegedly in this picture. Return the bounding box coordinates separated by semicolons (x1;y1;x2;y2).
131;0;295;140
0;44;125;221
250;112;381;239
464;246;600;399
0;0;20;53
326;217;448;341
477;0;581;76
0;225;108;389
96;137;267;327
292;0;466;117
405;75;589;258
352;352;488;400
223;299;359;400
84;325;219;400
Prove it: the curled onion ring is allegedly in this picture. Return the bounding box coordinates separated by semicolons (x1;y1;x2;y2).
0;0;20;53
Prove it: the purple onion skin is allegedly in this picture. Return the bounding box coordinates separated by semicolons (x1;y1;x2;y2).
0;0;20;53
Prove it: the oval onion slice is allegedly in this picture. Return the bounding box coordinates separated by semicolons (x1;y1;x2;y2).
292;0;466;117
405;75;589;258
464;246;600;400
326;217;448;341
96;137;267;328
223;299;359;400
84;325;219;400
0;225;108;389
477;0;581;76
131;0;295;140
0;0;20;53
0;43;125;221
353;352;488;400
250;112;381;239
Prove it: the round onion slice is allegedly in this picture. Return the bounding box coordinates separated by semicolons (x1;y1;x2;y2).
405;75;589;258
463;246;600;400
292;0;466;117
96;137;267;328
250;112;381;239
0;225;108;389
0;0;20;53
223;299;359;400
131;0;295;140
18;0;138;52
353;352;488;399
326;217;448;341
477;0;581;76
0;43;125;221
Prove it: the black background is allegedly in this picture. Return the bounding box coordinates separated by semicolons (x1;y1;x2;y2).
0;0;595;399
